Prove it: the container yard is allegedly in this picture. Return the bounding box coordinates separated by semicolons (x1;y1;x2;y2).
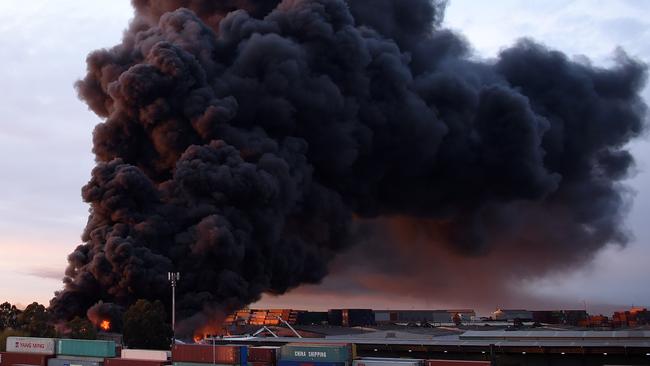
4;327;650;366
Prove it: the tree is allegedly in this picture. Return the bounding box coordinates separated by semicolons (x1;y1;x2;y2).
66;317;97;339
0;302;21;330
123;300;172;349
17;302;56;337
0;328;28;352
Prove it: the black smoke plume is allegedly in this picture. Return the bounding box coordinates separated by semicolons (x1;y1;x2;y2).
51;0;647;331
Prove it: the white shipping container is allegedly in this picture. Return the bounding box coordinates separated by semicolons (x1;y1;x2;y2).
120;349;168;361
354;358;424;366
6;337;57;355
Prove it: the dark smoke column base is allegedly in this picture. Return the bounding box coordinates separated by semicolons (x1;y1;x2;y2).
50;0;648;333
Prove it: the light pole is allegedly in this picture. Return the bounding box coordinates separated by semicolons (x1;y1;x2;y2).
168;272;180;345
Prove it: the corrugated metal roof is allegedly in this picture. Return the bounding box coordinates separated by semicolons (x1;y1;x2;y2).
460;330;650;340
221;330;650;350
222;335;650;348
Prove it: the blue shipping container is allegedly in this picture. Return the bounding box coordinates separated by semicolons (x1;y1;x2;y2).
241;345;247;365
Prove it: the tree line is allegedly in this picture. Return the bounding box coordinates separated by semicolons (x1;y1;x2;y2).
0;300;172;350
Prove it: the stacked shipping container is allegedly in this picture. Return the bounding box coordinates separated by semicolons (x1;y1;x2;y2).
171;344;249;366
327;310;375;327
249;310;299;326
54;339;116;366
247;346;279;365
578;314;610;328
612;307;650;328
57;340;116;358
531;310;588;325
103;348;170;366
277;343;354;366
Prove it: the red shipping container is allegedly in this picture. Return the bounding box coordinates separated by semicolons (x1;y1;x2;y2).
0;352;52;366
104;359;169;366
248;347;278;362
171;345;240;364
426;361;491;366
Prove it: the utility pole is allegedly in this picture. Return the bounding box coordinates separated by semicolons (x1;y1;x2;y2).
168;272;180;345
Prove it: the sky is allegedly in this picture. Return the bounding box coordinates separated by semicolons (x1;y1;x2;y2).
0;0;648;315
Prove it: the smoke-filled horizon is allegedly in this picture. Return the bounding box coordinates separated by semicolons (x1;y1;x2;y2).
50;0;647;333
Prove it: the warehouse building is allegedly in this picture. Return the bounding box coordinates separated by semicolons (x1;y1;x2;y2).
374;309;476;324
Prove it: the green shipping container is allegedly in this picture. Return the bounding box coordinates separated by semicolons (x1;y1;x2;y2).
57;339;116;358
280;344;352;363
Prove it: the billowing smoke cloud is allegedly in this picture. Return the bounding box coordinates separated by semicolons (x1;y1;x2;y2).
51;0;647;330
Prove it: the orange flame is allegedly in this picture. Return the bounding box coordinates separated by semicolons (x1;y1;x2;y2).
100;320;111;331
193;323;228;343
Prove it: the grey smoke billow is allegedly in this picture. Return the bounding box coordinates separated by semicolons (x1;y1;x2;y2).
50;0;647;330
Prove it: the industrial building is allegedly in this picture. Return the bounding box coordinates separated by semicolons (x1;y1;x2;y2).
373;310;476;324
224;308;478;327
531;310;588;325
492;309;533;321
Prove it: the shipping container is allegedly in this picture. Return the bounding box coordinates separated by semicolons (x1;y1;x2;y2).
55;357;104;362
120;350;167;361
248;362;273;366
7;338;57;355
221;345;247;365
57;340;116;358
373;312;390;323
296;312;328;326
425;361;490;366
104;359;168;366
248;347;279;363
0;352;52;366
327;310;375;327
48;358;102;366
172;363;236;366
277;361;347;366
354;358;423;366
280;344;353;363
171;345;246;364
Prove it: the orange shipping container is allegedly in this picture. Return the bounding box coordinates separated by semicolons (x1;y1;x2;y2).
171;344;243;364
248;347;278;362
0;352;52;366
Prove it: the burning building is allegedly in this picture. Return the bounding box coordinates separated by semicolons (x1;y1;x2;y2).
49;0;647;336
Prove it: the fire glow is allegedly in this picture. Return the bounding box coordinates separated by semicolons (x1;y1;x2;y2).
100;320;110;331
193;323;228;343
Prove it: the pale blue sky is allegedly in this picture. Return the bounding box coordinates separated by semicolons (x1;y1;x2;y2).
0;1;648;314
